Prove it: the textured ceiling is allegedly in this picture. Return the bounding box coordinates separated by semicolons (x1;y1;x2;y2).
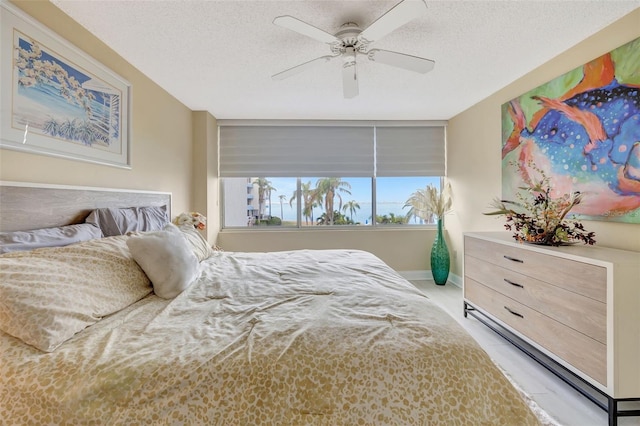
51;0;640;120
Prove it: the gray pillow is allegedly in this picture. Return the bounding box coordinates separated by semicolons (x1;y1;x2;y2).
0;223;103;254
85;205;168;237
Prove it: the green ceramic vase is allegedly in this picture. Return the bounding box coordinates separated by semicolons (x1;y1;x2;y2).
431;218;450;285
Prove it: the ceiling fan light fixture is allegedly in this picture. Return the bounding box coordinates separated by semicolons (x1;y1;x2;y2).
342;47;358;99
342;47;357;65
342;56;359;99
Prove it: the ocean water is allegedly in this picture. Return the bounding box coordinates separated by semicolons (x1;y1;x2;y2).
15;70;120;150
265;201;428;224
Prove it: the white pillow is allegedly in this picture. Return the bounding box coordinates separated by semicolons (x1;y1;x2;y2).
178;224;214;262
126;224;200;299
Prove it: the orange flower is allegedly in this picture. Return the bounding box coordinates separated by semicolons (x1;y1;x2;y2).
173;212;207;230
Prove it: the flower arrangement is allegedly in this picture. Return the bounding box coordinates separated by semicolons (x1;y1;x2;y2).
404;182;453;223
173;212;207;230
484;167;595;246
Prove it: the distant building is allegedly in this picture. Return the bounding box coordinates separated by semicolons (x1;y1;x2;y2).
223;178;261;226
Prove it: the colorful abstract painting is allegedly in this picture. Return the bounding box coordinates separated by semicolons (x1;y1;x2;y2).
501;37;640;223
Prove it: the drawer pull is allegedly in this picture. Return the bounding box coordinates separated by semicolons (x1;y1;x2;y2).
503;255;524;263
504;306;524;318
504;278;524;288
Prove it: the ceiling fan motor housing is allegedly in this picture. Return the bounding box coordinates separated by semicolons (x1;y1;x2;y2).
332;22;368;54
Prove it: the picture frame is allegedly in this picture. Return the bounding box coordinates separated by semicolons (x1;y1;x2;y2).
500;36;640;224
0;1;131;169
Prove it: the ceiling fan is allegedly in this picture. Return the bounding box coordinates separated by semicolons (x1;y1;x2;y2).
271;0;434;99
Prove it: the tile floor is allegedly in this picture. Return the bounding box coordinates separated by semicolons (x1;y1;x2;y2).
410;279;640;426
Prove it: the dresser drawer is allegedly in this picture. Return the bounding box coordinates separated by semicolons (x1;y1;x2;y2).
465;278;607;385
465;255;606;343
465;236;606;302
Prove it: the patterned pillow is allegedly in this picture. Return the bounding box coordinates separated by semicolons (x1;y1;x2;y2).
0;236;152;352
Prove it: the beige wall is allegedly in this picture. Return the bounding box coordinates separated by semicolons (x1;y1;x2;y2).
192;111;219;244
447;9;640;277
218;228;436;273
0;1;194;217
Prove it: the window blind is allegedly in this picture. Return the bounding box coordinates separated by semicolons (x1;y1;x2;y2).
219;122;446;178
375;126;446;176
219;126;374;177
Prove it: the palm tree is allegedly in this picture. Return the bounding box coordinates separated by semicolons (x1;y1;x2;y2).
291;181;321;225
342;200;360;222
315;178;352;225
59;118;78;140
268;185;274;218
43;118;60;137
278;194;287;220
252;178;276;220
74;120;96;145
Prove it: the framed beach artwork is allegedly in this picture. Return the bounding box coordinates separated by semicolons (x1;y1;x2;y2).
0;2;131;169
501;36;640;224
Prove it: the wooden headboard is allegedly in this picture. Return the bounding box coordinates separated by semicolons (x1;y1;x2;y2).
0;181;172;232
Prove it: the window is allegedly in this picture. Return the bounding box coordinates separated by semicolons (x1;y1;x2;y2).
219;122;446;228
223;177;297;227
376;176;441;225
302;177;371;226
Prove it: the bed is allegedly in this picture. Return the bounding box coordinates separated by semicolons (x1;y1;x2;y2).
0;182;544;425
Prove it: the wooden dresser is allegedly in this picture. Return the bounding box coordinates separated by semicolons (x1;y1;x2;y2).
463;232;640;424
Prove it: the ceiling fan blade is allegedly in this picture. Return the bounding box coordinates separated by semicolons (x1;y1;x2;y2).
367;49;435;73
272;55;337;80
273;15;339;44
342;48;358;99
358;0;427;44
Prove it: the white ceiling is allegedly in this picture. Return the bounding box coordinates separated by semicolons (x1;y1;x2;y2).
51;0;639;121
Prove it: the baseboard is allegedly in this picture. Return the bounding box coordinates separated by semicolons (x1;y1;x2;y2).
398;270;462;288
397;270;430;281
447;273;462;288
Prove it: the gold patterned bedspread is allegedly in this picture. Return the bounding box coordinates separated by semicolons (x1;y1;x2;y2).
0;249;540;425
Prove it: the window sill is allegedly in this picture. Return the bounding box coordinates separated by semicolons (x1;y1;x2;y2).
220;225;438;234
